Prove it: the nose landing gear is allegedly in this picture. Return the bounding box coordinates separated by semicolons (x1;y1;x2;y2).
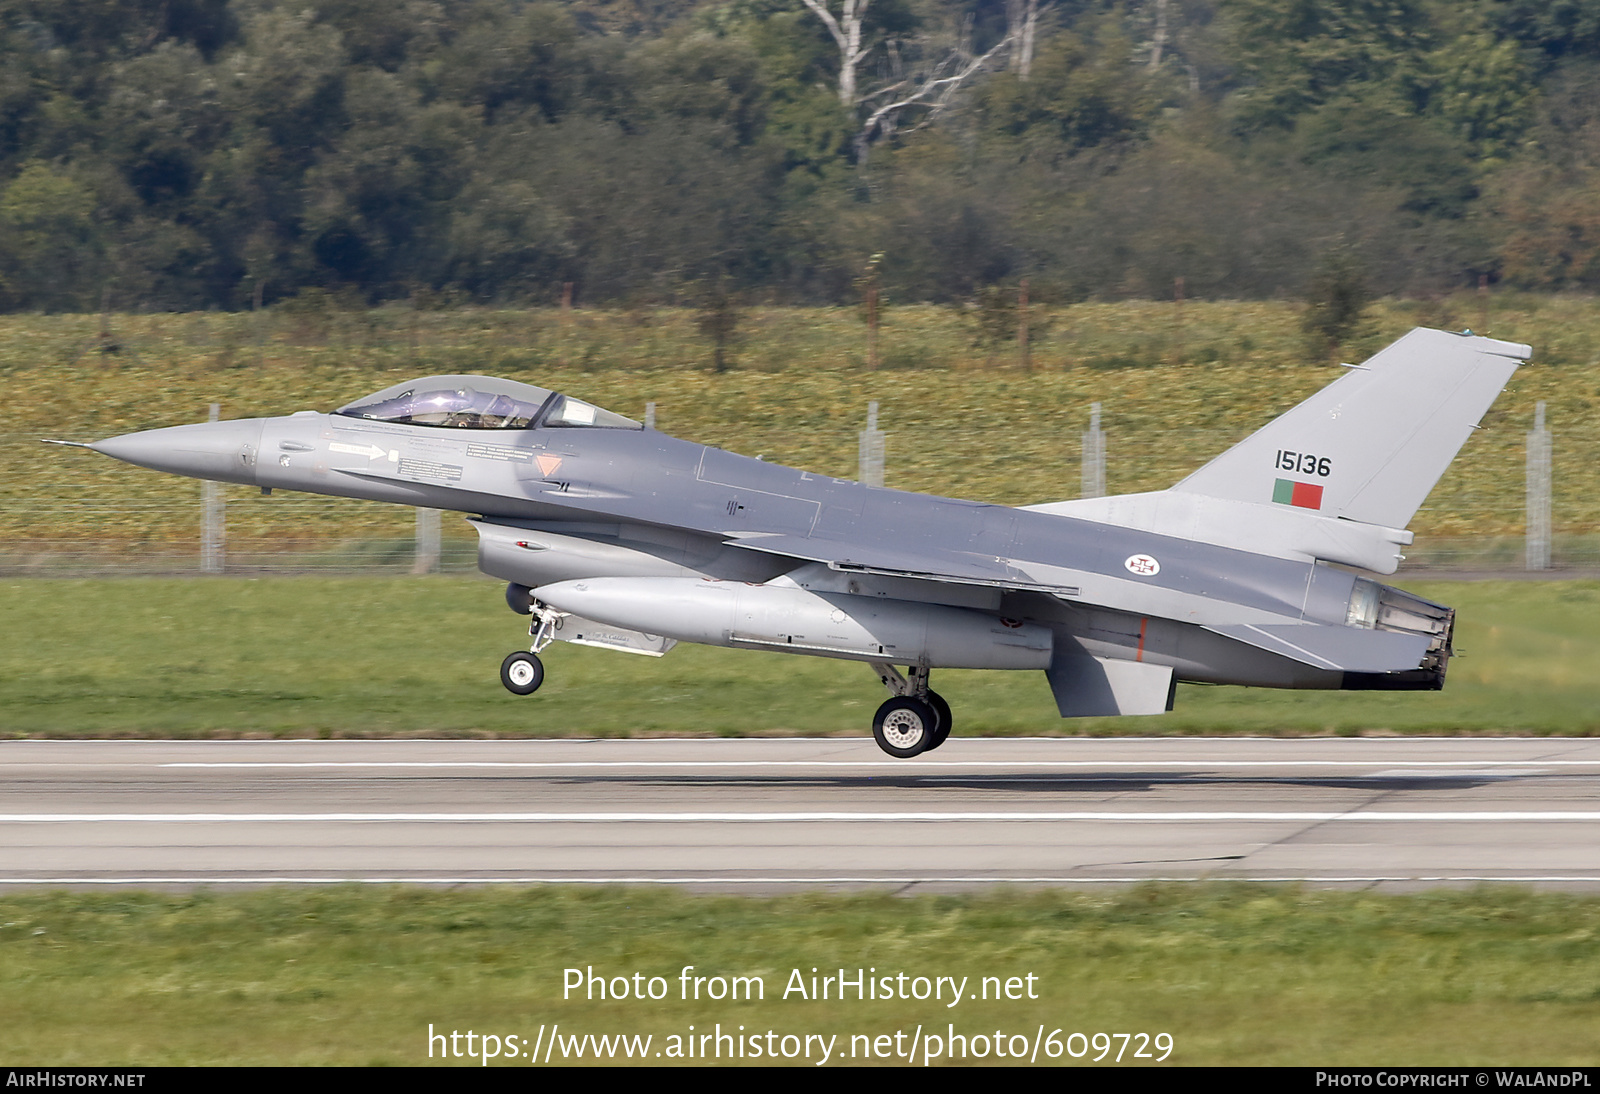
500;585;559;696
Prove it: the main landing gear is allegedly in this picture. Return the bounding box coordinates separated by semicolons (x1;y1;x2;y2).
867;662;953;758
500;582;554;696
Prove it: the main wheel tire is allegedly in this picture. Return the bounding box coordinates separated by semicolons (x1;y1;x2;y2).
872;696;936;758
500;651;545;695
925;690;953;750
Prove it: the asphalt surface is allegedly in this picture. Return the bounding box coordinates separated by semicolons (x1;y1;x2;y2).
4;736;1600;892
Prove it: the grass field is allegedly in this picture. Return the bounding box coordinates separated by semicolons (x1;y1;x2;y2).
3;885;1598;1066
1;575;1595;737
2;296;1597;553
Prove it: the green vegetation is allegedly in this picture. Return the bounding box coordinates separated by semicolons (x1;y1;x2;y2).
3;885;1598;1065
4;297;1597;553
5;1;1600;309
2;576;1595;737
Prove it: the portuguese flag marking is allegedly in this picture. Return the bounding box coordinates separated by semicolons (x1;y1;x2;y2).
1273;478;1324;510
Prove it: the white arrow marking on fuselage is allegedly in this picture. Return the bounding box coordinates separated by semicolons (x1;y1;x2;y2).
329;442;389;460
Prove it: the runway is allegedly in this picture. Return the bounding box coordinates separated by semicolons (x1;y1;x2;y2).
4;736;1600;891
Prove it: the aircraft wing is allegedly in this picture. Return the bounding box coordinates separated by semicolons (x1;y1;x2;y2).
725;526;1322;631
726;532;1065;592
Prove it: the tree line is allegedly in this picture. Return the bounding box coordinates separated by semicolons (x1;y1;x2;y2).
1;0;1597;312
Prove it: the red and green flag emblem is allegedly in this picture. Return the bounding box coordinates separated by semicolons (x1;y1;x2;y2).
1273;478;1324;510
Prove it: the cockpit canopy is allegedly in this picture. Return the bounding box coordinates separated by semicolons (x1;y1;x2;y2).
334;375;639;431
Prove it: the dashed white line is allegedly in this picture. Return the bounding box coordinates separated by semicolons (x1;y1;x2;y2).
149;760;1599;769
1;875;1597;886
2;811;1598;823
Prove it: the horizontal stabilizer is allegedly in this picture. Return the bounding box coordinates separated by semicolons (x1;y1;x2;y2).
1046;651;1175;717
1204;622;1431;673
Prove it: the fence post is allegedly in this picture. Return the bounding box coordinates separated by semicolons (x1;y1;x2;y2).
200;403;224;573
252;280;265;367
1081;401;1106;499
645;401;656;430
1173;275;1185;365
1526;400;1552;571
1018;278;1030;371
414;507;441;574
858;401;886;487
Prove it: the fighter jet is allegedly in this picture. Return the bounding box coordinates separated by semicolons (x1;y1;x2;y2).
65;327;1529;757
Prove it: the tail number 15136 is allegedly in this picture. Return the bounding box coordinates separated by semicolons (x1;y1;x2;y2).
1276;450;1331;477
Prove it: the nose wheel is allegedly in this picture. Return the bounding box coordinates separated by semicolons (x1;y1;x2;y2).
501;651;545;695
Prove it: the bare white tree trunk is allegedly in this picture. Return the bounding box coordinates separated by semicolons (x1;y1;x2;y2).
1021;0;1040;79
797;1;1021;163
1149;0;1168;71
799;0;874;105
1006;0;1043;79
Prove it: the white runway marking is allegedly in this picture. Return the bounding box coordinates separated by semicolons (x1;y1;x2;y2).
4;811;1600;823
153;759;1600;769
2;875;1598;887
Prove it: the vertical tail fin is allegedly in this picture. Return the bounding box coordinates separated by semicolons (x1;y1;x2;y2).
1173;329;1530;529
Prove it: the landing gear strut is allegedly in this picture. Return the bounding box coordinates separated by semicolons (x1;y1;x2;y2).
867;662;953;758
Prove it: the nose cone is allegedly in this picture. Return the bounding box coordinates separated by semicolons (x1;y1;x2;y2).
91;419;265;486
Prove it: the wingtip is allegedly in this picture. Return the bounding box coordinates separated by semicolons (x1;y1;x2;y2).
1441;328;1533;360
